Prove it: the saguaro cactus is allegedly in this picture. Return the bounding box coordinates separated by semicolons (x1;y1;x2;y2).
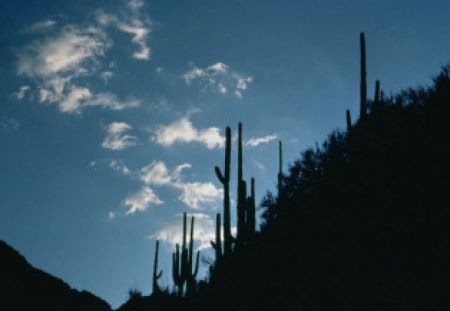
215;127;232;255
360;32;367;119
152;240;163;295
172;213;200;297
278;140;283;196
246;178;256;238
346;109;352;131
210;213;222;263
236;122;246;246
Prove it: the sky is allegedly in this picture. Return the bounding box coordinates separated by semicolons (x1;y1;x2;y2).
1;0;450;308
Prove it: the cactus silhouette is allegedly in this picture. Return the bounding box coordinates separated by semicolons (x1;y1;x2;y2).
236;122;246;247
210;213;222;263
360;32;367;119
152;240;163;295
215;127;232;255
346;109;352;131
278;140;283;196
374;80;381;105
172;213;200;297
246;177;256;238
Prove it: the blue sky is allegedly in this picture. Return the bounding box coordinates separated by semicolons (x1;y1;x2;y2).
1;0;450;308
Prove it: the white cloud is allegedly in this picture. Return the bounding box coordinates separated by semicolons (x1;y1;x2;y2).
245;134;278;147
87;93;140;111
95;0;151;61
153;117;224;149
16;1;149;114
182;62;252;97
102;122;137;151
176;182;223;209
108;159;132;175
59;86;92;113
117;22;150;60
109;159;222;210
12;85;30;100
123;186;163;215
139;161;173;185
17;26;108;77
22;19;57;34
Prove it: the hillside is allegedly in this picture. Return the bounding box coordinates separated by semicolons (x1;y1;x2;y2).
195;65;450;310
0;241;111;311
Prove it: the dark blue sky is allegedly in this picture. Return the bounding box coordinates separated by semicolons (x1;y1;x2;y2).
1;0;450;308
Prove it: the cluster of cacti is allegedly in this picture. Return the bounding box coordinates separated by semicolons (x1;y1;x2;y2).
235;122;257;248
172;213;200;297
348;33;383;128
213;122;257;257
152;240;163;295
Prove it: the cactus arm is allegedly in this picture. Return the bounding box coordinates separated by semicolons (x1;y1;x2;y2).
215;166;225;184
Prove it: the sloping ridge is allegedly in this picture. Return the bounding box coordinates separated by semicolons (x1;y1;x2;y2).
0;240;111;311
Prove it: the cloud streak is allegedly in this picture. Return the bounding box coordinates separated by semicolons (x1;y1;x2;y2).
153;117;224;149
245;134;278;147
182;62;253;98
102;122;137;151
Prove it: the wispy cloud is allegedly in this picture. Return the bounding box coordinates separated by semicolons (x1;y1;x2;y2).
123;186;163;215
182;62;253;98
153;117;224;149
96;0;151;60
107;159;222;210
15;0;149;113
102;122;137;151
245;134;278;147
176;182;223;209
22;19;57;34
11;85;30;100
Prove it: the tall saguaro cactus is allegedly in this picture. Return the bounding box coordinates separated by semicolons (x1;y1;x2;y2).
360;32;367;120
215;127;232;255
152;240;163;295
172;213;200;297
236;122;246;246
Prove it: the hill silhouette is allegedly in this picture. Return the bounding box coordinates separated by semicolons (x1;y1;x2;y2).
0;240;111;311
193;64;450;310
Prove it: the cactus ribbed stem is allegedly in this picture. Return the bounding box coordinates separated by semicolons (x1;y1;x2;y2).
215;127;232;255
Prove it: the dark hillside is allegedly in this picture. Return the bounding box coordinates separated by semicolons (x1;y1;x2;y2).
0;241;111;311
196;65;450;310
